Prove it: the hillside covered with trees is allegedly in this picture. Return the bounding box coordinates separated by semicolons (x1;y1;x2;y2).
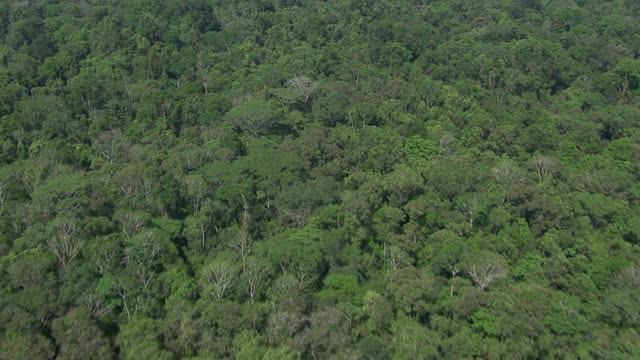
1;0;640;358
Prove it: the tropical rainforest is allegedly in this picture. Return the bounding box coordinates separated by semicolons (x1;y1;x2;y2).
1;0;640;359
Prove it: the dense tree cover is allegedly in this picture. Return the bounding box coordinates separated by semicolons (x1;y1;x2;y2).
1;0;640;358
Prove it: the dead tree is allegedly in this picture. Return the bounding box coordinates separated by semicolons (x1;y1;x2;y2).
532;156;559;183
48;217;81;267
465;254;508;290
287;75;318;107
203;261;236;301
231;194;252;272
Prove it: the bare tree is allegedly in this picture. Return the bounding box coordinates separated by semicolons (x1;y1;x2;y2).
93;129;131;164
492;159;523;186
140;176;155;210
112;165;142;207
267;310;309;344
117;286;132;320
293;261;317;285
230;195;252;271
458;196;480;228
243;257;271;302
95;246;118;275
197;219;209;251
283;207;313;228
574;75;593;92
301;308;350;359
492;159;524;203
287;75;318;107
613;265;640;289
125;231;162;289
584;169;626;197
618;73;629;104
439;244;463;296
203;261;237;301
532;156;559;183
232;116;271;137
48;217;81;267
465;252;508;290
114;211;149;240
196;61;210;95
124;78;134;111
0;181;5;214
174;74;186;89
183;175;208;216
82;291;111;318
386;245;409;271
447;258;462;279
132;231;161;265
180;146;208;171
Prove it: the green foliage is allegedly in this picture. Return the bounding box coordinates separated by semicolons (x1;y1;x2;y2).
403;136;442;163
390;313;439;359
225;100;279;137
51;309;112;360
1;0;640;358
0;330;54;360
318;273;363;304
116;318;173;360
471;309;498;337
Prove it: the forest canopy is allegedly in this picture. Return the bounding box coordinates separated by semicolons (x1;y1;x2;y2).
1;0;640;359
